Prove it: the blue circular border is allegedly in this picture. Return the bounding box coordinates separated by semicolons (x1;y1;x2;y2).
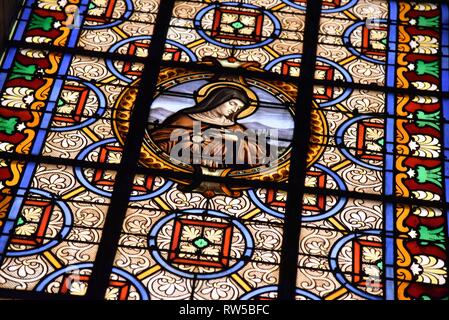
247;164;348;221
239;285;321;300
83;0;134;30
302;163;348;222
51;76;107;132
106;36;198;83
281;0;358;13
194;2;281;50
343;20;388;64
36;263;149;299
149;209;254;280
36;263;93;292
75;138;174;200
335;115;383;171
246;190;285;219
264;55;353;107
329;230;383;300
6;188;73;257
111;267;150;300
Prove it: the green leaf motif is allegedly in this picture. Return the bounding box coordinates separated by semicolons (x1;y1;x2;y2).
417;16;440;28
231;21;245;30
418;226;446;249
415;166;442;188
0;117;18;135
29;13;55;32
10;62;37;81
415;110;441;131
415;60;439;78
17;216;26;226
193;237;209;249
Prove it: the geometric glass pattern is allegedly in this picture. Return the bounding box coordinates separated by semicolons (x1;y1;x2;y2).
0;0;447;301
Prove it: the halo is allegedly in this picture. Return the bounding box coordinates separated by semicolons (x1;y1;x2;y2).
195;82;259;119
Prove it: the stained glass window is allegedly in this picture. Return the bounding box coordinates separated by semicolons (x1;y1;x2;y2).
0;0;447;301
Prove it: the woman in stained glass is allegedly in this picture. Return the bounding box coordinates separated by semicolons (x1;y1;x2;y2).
149;86;266;169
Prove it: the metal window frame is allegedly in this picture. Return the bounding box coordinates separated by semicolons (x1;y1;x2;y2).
0;0;447;300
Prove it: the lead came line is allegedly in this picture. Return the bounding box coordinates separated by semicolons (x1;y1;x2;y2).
277;0;324;301
85;0;178;300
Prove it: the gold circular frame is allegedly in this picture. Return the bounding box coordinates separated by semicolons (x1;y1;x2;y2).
112;68;328;185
